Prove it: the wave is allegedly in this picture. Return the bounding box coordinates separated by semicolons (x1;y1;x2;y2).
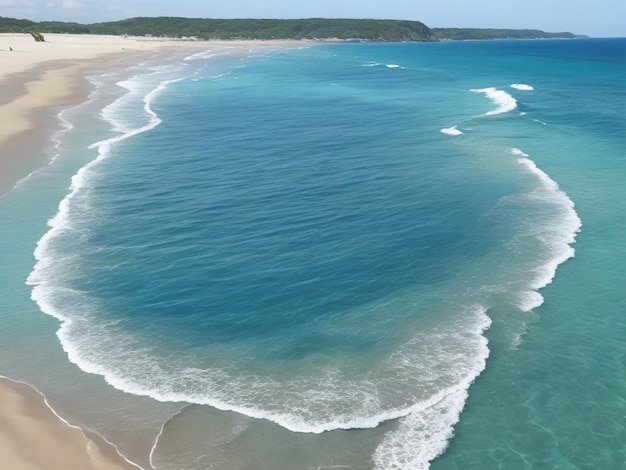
47;304;490;438
26;65;185;378
440;125;463;136
509;148;582;311
511;83;534;91
183;50;229;62
470;87;518;115
362;62;404;69
0;87;98;199
373;307;491;469
374;389;468;470
441;85;519;137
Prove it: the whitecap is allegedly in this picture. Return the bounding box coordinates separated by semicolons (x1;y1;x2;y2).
373;306;491;469
440;126;463;136
510;147;529;157
511;83;534;91
470;87;517;115
508;148;582;311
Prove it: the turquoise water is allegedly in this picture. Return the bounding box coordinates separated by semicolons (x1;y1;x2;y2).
1;39;625;469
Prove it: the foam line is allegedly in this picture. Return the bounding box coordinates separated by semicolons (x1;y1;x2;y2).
470;87;518;115
510;148;582;311
441;126;463;136
511;83;534;91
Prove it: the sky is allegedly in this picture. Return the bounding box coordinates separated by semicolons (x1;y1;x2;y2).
1;0;625;37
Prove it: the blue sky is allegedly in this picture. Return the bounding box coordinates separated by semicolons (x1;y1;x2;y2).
2;0;625;37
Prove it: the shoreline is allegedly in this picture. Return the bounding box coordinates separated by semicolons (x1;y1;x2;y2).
0;35;176;469
0;33;306;193
0;33;169;194
0;61;99;192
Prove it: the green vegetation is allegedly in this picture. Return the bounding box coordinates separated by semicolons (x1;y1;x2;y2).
0;16;438;41
0;16;583;42
432;28;584;40
0;17;89;34
96;17;439;41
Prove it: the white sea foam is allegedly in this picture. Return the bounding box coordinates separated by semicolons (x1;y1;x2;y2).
440;126;463;136
509;148;582;311
373;389;468;470
510;147;529;157
362;62;404;69
184;50;217;61
511;83;534;91
470;87;518;115
373;306;491;469
91;306;490;435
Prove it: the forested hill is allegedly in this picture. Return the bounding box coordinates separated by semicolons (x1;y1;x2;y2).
432;28;584;40
0;16;583;41
0;17;438;41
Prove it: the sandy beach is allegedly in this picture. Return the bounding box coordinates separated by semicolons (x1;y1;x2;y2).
1;33;191;144
1;33;181;192
0;377;141;469
0;32;302;469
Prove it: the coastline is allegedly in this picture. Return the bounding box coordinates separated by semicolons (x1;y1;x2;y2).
0;33;171;193
0;34;181;470
0;33;306;469
0;33;306;193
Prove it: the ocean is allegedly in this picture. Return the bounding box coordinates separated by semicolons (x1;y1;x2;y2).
1;38;625;469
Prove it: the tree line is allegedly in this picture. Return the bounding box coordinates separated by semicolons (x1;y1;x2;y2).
0;17;438;41
0;16;582;41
